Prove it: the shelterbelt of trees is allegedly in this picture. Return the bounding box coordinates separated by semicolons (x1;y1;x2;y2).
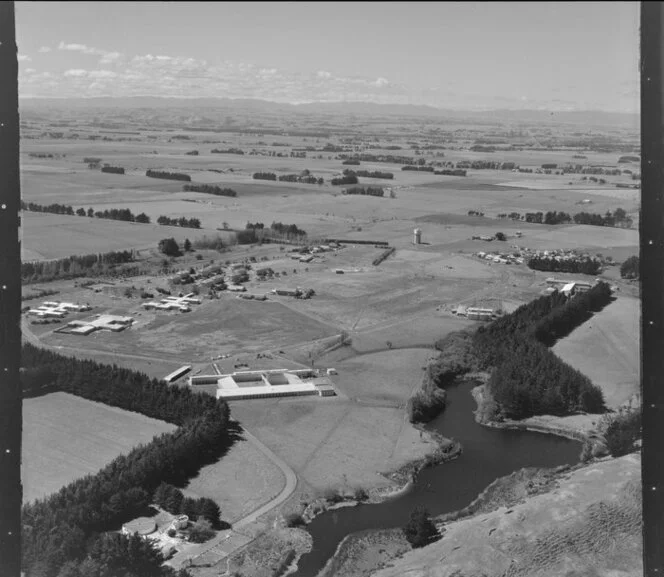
245;221;307;238
343;168;394;179
527;256;602;275
183;184;237;197
22;250;137;284
146;169;191;182
408;283;613;423
21;201;151;224
20;343;232;577
156;215;201;229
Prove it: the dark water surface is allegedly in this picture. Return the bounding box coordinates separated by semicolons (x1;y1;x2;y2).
292;381;581;577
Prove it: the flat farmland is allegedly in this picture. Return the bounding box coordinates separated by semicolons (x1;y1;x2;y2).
22;392;176;503
232;397;438;491
553;296;640;409
42;296;338;362
262;250;538;334
329;348;434;404
22;212;204;260
182;432;285;523
20;140;639;263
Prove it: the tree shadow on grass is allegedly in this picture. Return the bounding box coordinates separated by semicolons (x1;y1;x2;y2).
174;420;247;488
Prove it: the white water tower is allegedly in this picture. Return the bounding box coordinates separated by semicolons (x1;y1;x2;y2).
413;228;422;245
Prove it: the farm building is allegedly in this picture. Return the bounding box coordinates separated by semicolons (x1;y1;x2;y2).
27;301;92;318
189;368;336;401
169;514;189;531
561;282;593;297
60;314;134;335
466;307;494;321
122;517;156;537
143;293;200;312
272;288;300;297
28;308;65;318
163;365;192;384
455;305;468;317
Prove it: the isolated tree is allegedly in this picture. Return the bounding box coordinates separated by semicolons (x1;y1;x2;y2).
613;207;627;222
183;238;192;252
188;519;215;543
620;255;639;279
158;238;181;257
87;207;94;218
403;506;439;548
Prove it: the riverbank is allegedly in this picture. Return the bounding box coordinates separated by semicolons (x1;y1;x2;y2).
471;383;609;458
307;380;598;577
298;428;461;526
371;453;642;577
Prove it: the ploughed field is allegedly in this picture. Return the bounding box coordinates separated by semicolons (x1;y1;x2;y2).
22;392;176;504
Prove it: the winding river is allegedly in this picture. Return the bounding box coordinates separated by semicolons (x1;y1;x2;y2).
292;381;581;577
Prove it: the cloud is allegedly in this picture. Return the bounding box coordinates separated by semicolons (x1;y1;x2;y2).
20;47;639;112
18;54;32;62
58;41;124;66
99;52;122;64
58;42;94;53
38;46;52;53
89;70;117;79
63;69;88;78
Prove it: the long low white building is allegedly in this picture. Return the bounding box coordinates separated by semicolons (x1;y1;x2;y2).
189;368;336;400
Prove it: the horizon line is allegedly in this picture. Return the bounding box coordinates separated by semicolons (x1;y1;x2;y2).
16;95;640;115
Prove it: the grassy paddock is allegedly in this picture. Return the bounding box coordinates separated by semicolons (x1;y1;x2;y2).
22;391;176;503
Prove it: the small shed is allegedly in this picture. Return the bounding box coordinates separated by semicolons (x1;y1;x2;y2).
561;282;576;297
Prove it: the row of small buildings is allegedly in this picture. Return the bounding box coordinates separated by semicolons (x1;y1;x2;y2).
475;252;525;265
142;293;201;313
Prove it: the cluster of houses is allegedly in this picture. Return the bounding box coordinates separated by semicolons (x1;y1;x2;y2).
518;246;605;261
290;243;341;263
270;287;315;299
474;246;609;267
121;514;189;561
474;251;525;265
142;293;201;313
27;301;92;318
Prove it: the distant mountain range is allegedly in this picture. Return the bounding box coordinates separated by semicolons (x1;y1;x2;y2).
19;96;639;128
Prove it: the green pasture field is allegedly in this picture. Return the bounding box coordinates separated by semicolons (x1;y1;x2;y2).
553;296;640;409
22;391;176;504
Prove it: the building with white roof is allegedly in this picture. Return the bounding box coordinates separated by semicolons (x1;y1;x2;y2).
189;368;336;401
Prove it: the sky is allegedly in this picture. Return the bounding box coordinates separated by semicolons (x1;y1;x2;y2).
14;2;640;112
